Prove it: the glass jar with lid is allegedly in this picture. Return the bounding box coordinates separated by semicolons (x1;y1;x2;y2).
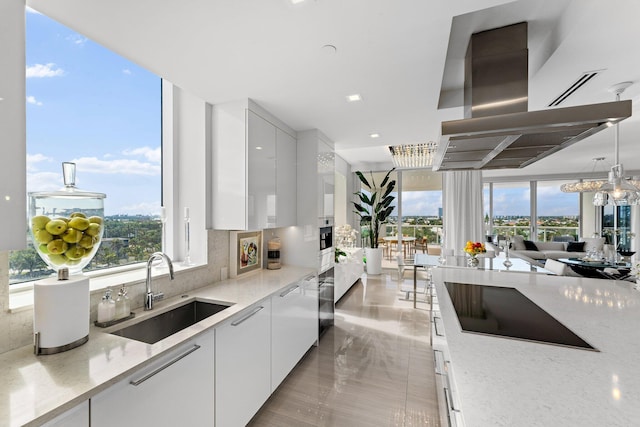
267;236;281;270
29;162;106;275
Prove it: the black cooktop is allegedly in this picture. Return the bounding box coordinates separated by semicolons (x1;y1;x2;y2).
444;282;597;351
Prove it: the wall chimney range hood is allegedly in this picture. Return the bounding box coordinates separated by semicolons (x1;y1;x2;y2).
432;22;631;171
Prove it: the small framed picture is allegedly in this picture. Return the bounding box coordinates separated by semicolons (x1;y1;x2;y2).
230;231;262;277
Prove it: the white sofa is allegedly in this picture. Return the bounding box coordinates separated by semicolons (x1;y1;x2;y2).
506;235;605;261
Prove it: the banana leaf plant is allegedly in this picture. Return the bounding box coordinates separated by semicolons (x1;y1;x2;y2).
353;168;396;248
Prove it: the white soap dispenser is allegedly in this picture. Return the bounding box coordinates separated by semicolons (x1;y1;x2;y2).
115;284;130;320
97;289;116;323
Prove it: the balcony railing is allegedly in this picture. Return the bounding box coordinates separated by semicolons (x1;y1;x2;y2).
491;226;580;242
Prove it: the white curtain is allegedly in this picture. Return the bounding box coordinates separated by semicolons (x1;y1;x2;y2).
443;170;484;255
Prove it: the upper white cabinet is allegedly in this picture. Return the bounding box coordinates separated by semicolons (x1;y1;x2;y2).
247;110;276;230
297;130;335;228
276;128;297;227
210;99;297;230
0;1;27;251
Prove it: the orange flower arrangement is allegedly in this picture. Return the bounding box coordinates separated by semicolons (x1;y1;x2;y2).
464;241;486;256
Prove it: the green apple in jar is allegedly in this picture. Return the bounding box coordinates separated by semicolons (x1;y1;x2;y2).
47;239;68;255
31;215;50;231
45;219;68;236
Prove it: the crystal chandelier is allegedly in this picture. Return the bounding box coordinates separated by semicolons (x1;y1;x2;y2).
388;142;438;169
593;82;640;206
560;157;609;193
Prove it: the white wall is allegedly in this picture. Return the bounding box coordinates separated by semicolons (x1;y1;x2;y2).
163;84;208;265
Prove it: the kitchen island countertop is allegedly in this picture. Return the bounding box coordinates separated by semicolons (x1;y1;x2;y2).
432;267;640;426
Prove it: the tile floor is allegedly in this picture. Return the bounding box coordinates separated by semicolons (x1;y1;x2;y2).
249;269;439;426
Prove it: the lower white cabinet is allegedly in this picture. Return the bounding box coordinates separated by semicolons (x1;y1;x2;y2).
334;248;364;302
91;330;215;427
271;274;318;391
215;300;271;427
42;401;88;427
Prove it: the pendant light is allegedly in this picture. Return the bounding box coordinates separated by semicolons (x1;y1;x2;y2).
593;82;640;206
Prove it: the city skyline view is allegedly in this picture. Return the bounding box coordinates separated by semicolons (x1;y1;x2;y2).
26;8;161;216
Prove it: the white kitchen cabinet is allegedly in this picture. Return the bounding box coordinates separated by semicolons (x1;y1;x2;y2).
41;401;88;427
271;274;318;391
215;300;271;427
210;99;297;230
276;128;297;227
248;109;276;230
334;248;364;303
91;331;214;427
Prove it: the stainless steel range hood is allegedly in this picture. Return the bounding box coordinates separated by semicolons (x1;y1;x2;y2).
432;22;632;171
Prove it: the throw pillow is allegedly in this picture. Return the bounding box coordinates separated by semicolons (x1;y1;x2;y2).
511;235;526;250
523;240;538;251
567;241;586;252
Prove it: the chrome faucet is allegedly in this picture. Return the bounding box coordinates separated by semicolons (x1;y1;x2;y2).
144;252;175;310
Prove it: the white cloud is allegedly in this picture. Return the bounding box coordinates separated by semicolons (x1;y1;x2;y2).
122;69;132;75
26;63;64;78
26;95;43;106
27;171;62;193
71;156;161;176
123;146;161;163
66;34;88;46
26;153;53;172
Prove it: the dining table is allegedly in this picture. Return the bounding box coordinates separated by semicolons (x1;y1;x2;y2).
382;236;416;259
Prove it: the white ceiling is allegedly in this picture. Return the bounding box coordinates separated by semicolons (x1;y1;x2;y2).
27;0;640;178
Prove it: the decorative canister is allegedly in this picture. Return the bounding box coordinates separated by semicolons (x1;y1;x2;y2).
28;162;106;275
267;236;281;270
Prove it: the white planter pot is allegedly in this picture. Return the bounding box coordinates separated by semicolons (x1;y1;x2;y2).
365;247;383;275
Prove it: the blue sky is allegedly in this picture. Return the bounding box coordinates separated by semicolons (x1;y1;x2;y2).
26;9;161;216
488;183;579;217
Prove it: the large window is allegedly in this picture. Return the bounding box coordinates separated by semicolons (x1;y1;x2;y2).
396;170;442;243
491;182;531;239
10;11;162;284
486;179;582;243
536;180;580;241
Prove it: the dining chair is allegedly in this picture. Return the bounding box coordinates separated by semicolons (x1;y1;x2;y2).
414;237;428;253
544;259;570;276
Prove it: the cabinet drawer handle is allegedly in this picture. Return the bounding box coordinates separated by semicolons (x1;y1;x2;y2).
433;316;444;337
280;285;300;297
231;306;264;326
130;344;201;386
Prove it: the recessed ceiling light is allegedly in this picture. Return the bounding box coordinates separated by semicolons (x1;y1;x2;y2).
370;133;380;138
346;94;362;102
291;0;305;4
256;146;263;150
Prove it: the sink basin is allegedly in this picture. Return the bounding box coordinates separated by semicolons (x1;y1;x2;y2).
111;300;232;344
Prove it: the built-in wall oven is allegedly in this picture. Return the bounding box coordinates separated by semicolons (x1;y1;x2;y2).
318;226;334;337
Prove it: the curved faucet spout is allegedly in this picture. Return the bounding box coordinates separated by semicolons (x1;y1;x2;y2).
145;252;174;310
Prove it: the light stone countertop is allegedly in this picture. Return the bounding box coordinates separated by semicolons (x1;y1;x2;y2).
0;266;315;427
432;267;640;426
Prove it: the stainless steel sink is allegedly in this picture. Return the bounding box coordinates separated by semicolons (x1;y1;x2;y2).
111;300;232;344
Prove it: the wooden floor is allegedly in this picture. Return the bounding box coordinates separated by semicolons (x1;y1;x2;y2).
249;269;439;427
